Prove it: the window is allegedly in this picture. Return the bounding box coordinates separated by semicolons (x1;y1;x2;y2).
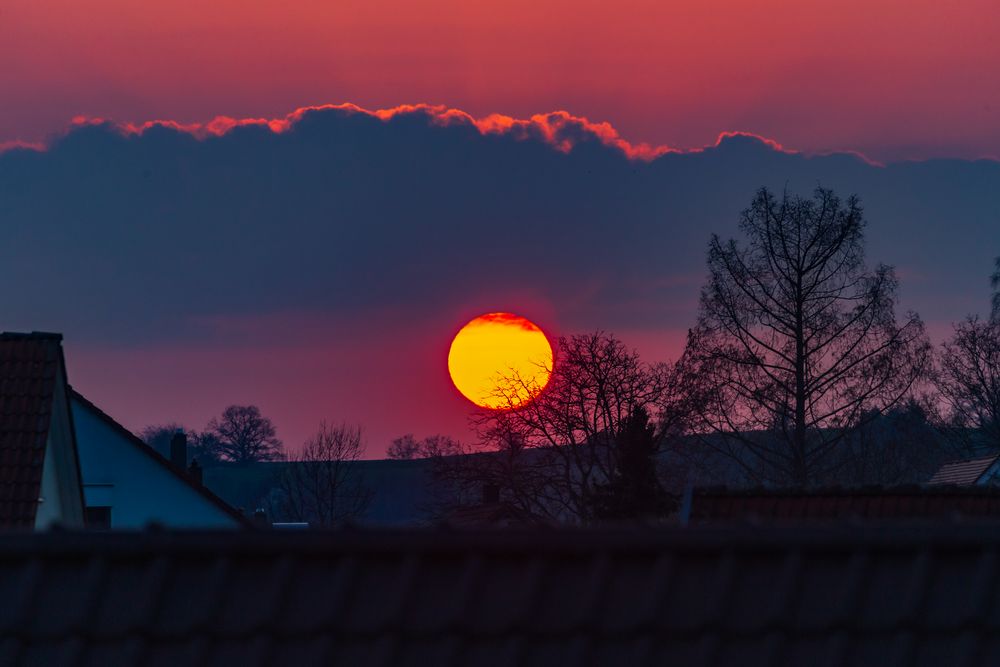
85;506;112;530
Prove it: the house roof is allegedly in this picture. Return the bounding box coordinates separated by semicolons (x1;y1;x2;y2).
69;389;251;527
5;524;1000;666
0;332;68;528
928;454;1000;485
689;485;1000;522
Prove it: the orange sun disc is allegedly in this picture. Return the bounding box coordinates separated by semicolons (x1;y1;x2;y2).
448;313;553;409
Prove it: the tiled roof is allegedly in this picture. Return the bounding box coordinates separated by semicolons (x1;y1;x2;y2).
928;454;1000;485
690;485;1000;522
0;332;64;528
5;525;1000;666
69;389;251;527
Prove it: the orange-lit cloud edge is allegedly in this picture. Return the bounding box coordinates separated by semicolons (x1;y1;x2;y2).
0;103;888;166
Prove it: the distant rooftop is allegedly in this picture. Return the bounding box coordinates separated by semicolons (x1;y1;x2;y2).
928;453;1000;486
690;485;1000;523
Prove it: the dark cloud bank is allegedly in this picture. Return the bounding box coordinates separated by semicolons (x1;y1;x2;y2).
1;106;998;347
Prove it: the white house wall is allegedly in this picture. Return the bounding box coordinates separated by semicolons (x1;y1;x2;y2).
33;436;65;529
72;399;240;528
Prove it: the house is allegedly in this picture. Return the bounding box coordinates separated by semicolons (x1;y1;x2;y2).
1;330;245;530
4;522;1000;665
0;332;85;529
927;453;1000;486
70;390;248;529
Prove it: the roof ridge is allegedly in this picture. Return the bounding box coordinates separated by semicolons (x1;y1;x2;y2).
936;452;1000;466
694;484;1000;494
0;331;64;341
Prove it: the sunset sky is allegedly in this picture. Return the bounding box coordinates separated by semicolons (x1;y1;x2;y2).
2;0;999;454
5;0;1000;161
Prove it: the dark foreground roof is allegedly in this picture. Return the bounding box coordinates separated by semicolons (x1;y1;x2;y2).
928;454;999;485
690;485;1000;522
5;525;1000;666
0;333;67;528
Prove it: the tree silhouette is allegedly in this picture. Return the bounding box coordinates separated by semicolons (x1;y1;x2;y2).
387;434;462;460
206;405;284;463
679;187;930;484
937;315;1000;450
470;332;688;523
590;407;675;520
139;423;222;465
827;399;947;485
139;423;185;458
271;422;372;527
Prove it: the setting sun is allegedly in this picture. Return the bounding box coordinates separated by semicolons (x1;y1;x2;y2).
447;313;553;409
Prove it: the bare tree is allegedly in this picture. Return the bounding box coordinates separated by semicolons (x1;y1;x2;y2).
827;398;948;485
469;332;686;523
387;434;423;460
271;422;372;527
385;435;486;518
206;405;284;463
679;187;930;485
387;434;462;460
936;315;1000;450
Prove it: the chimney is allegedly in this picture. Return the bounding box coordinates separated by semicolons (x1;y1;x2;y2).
482;483;500;505
253;508;269;528
170;431;187;469
188;458;203;485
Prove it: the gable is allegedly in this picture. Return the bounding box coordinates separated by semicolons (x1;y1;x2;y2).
71;393;244;528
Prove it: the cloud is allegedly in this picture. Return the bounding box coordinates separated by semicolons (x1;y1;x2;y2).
0;139;45;153
10;104;779;162
1;102;998;346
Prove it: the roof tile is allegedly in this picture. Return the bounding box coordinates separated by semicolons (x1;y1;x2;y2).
9;526;1000;666
0;333;64;528
691;486;1000;523
928;454;1000;485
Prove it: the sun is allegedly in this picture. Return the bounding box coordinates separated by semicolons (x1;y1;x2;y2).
448;313;553;410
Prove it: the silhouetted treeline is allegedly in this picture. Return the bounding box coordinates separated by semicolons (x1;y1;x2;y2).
142;404;284;465
416;187;997;524
141;187;1000;527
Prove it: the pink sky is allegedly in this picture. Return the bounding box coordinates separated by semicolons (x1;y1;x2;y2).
65;320;694;458
3;0;1000;161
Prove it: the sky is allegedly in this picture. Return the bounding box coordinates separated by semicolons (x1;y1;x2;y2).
3;0;1000;161
2;1;999;455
